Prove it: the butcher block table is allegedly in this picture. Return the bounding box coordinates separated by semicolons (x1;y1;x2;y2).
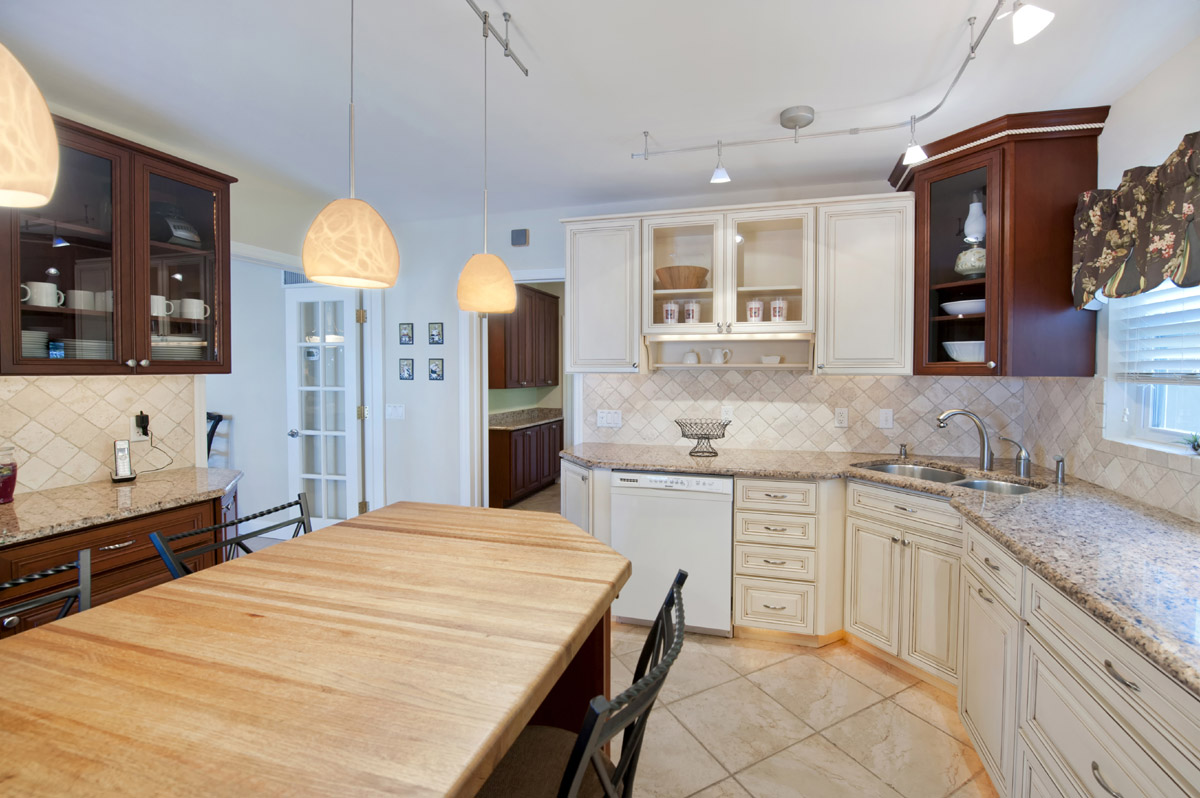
0;501;631;797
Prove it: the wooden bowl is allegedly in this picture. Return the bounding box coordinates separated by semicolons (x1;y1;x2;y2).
656;265;709;290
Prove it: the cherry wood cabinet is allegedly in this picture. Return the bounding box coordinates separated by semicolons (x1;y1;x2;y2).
488;419;562;508
489;284;559;389
890;108;1108;376
0;116;235;375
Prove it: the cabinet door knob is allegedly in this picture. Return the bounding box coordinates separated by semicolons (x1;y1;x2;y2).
288;429;300;438
580;475;588;483
986;361;996;369
901;539;911;546
2;616;19;629
139;359;151;367
716;322;723;333
124;359;137;368
891;536;901;544
816;364;825;369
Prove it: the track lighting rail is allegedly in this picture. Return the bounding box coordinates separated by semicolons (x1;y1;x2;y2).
464;0;530;76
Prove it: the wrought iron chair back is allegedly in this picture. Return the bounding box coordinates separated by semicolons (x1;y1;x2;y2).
0;549;92;628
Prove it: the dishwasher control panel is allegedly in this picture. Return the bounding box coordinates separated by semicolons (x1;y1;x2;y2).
613;471;733;495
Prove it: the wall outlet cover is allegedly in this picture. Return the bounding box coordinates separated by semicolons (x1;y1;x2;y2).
597;410;623;428
129;416;150;442
721;406;734;422
834;408;849;428
878;409;894;429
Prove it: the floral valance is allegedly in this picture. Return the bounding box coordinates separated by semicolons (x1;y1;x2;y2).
1072;131;1199;308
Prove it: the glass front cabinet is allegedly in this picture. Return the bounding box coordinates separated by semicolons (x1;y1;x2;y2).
0;117;234;375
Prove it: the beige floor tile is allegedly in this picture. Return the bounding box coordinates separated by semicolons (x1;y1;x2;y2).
948;772;1000;798
611;656;635;696
694;634;799;675
736;735;905;798
689;778;752;798
892;682;971;745
669;679;813;773
622;643;740;704
815;643;919;696
612;622;652;657
510;482;561;513
747;654;885;730
823;701;982;798
610;706;728;798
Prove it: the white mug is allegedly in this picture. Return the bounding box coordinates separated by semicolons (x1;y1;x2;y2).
682;350;700;365
20;282;65;307
708;348;731;365
99;290;114;311
150;295;175;317
181;298;211;319
66;290;95;310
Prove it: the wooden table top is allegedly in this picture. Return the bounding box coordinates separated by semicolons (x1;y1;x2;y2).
0;502;631;797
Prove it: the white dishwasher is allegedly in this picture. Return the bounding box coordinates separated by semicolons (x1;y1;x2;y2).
610;471;733;635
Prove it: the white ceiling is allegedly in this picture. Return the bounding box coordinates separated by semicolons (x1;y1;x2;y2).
3;0;1199;226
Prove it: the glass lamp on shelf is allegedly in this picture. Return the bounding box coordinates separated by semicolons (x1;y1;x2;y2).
955;190;987;278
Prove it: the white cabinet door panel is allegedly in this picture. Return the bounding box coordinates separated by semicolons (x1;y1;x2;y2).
902;529;960;682
560;459;591;533
846;517;902;655
565;221;640;371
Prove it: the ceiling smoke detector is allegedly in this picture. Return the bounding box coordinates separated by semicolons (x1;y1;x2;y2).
779;105;816;131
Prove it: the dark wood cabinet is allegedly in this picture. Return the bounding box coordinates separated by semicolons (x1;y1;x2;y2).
489;284;560;389
488;419;563;508
0;116;235;376
890;108;1108;376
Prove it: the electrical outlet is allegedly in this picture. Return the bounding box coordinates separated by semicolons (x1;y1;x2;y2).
385;403;405;420
834;408;849;428
721;406;734;422
878;408;894;429
130;415;149;442
597;410;623;428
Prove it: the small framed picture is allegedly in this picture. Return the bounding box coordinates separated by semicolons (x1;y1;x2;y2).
399;358;414;381
428;358;444;381
429;322;444;345
399;323;414;345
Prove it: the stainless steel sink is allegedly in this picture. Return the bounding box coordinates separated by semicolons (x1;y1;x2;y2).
951;478;1040;495
855;463;967;483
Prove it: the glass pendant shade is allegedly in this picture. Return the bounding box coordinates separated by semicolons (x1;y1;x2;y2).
457;252;516;313
0;43;58;208
302;198;399;289
1012;1;1054;44
963;193;986;243
902;142;927;165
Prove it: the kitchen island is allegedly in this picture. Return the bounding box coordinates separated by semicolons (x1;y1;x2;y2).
0;501;631;797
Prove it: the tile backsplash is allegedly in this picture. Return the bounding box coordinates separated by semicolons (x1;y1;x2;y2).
0;375;196;493
582;370;1200;523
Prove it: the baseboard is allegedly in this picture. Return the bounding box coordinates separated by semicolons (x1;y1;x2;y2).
843;632;957;695
733;626;845;648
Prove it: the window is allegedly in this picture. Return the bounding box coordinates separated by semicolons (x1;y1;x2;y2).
1105;282;1200;447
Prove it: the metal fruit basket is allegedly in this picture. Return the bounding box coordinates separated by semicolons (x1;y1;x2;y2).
675;418;731;457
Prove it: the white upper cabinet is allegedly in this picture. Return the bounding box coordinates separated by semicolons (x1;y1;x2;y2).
814;196;914;375
564;220;640;372
642;213;725;335
725;206;816;335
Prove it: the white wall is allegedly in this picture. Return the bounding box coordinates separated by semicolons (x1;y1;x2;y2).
205;258;290;522
1097;35;1200;187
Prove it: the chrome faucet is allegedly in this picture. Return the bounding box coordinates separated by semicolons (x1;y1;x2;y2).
935;409;993;471
998;436;1031;478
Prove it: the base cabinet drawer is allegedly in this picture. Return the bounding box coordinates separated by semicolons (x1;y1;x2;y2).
1016;733;1068;798
735;577;815;633
735;511;816;548
848;480;962;537
964;521;1023;614
735;479;817;514
734;544;816;581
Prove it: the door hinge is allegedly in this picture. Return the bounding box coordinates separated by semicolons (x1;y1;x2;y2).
357;500;369;514
355;308;367;323
356;405;368;420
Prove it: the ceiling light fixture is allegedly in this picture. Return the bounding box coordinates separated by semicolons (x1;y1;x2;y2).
0;42;58;208
301;0;399;289
710;141;731;184
1011;0;1054;44
902;116;927;165
457;9;525;313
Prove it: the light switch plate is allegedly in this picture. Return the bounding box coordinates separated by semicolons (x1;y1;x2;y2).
385;403;406;420
834;408;849;428
721;406;734;422
878;409;894;429
597;410;623;428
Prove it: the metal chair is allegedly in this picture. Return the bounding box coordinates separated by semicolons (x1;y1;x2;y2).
477;570;688;798
0;549;92;631
149;493;312;579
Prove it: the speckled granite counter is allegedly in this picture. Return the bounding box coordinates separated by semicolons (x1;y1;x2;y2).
563;442;1200;699
0;467;242;547
488;407;563;431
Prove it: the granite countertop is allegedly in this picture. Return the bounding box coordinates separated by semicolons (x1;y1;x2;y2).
563;442;1200;700
0;467;243;547
488;407;564;431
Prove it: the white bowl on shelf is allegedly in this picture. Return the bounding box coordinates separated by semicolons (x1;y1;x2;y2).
943;341;985;362
760;355;782;365
940;299;985;316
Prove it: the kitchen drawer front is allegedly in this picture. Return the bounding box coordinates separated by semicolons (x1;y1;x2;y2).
734;544;816;582
1026;572;1200;793
847;480;962;537
735;479;817;514
964;521;1023;615
1016;732;1069;798
735;576;815;633
735;511;816;548
1020;630;1183;798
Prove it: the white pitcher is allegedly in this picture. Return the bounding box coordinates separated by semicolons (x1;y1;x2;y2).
708;348;731;365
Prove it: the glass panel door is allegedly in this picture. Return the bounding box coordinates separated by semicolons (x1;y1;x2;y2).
643;214;723;334
16;142;119;365
726;207;815;334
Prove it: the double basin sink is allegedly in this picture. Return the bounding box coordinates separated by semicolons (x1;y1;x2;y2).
856;462;1040;495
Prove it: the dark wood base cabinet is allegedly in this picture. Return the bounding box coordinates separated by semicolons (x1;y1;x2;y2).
489;420;563;508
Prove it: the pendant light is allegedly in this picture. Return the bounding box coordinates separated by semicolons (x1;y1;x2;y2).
1011;0;1054;44
710;140;731;184
902;115;927;165
457;12;516;313
302;0;399;289
0;42;58;208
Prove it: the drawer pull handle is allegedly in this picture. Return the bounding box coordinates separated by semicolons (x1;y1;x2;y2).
1091;762;1124;798
893;504;917;513
1103;660;1141;693
763;526;789;532
2;616;19;629
99;540;135;551
761;604;787;611
762;559;787;565
977;587;994;604
983;557;1002;572
763;493;789;499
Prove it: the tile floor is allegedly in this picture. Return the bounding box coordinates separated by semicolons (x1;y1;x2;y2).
610;623;998;798
510;481;561;513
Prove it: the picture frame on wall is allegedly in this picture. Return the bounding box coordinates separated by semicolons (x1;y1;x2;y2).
429;322;444;345
399;323;414;345
399;359;414;380
429;358;444;381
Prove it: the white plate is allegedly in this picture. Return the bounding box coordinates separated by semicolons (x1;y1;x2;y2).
940;299;985;316
943;341;985;362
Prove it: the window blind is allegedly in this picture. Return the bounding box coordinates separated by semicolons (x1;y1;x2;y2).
1109;282;1200;384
